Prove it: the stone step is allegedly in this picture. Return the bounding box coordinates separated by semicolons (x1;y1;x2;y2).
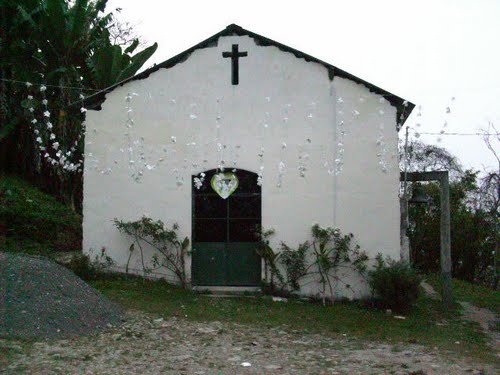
193;286;261;296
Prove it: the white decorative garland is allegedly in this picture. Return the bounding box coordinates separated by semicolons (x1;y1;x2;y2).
25;82;83;173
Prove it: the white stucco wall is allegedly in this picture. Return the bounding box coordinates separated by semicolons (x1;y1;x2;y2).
83;34;401;297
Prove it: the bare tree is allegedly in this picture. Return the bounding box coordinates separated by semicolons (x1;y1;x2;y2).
108;10;148;49
482;122;500;167
399;140;463;180
480;122;499;288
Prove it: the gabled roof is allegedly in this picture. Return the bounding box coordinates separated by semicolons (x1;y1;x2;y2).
86;24;414;128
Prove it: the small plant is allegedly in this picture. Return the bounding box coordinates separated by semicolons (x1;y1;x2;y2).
368;254;422;313
310;224;368;305
114;216;190;288
255;227;285;293
65;247;114;281
280;241;308;291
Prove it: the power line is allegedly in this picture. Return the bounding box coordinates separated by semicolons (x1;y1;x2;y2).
0;78;100;92
4;78;499;128
1;77;415;99
405;126;499;136
415;132;498;136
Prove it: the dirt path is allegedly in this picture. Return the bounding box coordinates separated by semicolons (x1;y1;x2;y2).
421;280;499;358
1;311;493;375
459;301;499;355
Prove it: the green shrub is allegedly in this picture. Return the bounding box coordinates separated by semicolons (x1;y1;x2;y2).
368;255;422;313
64;249;114;281
65;253;94;279
280;241;308;291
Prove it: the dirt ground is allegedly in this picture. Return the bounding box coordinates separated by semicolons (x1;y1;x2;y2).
459;301;499;354
1;311;495;375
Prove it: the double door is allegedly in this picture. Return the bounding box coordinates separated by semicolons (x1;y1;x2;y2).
191;169;261;286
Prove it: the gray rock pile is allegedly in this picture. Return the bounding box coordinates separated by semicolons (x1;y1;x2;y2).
0;252;123;339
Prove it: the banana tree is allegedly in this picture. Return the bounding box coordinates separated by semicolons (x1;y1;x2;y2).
1;0;158;210
88;35;158;89
0;0;41;141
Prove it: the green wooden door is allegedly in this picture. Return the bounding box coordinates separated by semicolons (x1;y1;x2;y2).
192;169;261;286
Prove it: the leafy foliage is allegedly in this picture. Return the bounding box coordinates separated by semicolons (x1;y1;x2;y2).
0;0;158;210
408;170;498;286
88;40;157;88
64;248;114;281
368;255;422;313
114;216;190;288
256;225;368;301
310;224;369;304
401;140;498;288
280;241;308;291
255;227;285;293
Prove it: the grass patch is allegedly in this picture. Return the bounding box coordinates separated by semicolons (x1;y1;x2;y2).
0;340;34;368
0;175;81;255
91;274;494;362
424;274;500;314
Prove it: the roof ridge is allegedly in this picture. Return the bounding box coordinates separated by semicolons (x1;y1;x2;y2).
85;23;414;128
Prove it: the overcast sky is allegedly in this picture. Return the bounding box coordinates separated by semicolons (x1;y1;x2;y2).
107;0;500;174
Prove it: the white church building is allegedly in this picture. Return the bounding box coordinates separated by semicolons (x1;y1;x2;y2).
83;24;414;298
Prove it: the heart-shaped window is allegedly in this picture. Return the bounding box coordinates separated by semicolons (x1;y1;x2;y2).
211;172;239;199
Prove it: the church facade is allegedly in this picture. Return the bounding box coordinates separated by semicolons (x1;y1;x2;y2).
83;24;414;298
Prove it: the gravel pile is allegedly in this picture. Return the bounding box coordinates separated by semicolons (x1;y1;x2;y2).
0;252;123;340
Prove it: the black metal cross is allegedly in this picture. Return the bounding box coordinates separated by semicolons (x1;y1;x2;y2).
222;44;247;85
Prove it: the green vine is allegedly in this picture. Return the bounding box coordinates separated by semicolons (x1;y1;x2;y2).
114;216;190;288
257;225;368;301
310;224;368;304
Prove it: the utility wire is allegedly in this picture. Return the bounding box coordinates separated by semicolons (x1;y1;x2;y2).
4;78;499;132
1;77;416;99
0;78;101;92
408;131;498;136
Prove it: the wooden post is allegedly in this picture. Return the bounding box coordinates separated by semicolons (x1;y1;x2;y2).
400;127;410;262
400;171;453;309
400;197;410;262
440;172;453;309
